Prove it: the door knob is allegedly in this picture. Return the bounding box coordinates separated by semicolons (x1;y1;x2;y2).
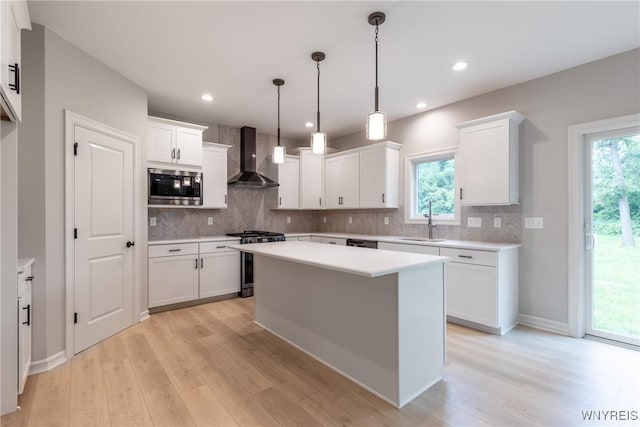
126;241;135;248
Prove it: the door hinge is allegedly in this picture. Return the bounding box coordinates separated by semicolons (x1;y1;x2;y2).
74;312;78;324
74;228;78;239
74;142;78;156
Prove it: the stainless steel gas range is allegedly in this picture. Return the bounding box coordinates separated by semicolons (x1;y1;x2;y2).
226;230;286;297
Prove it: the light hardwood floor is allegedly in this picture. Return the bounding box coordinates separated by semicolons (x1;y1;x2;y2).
2;297;639;426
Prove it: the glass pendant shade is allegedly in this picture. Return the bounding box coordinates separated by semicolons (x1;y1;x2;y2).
366;111;387;141
311;131;326;154
272;145;286;164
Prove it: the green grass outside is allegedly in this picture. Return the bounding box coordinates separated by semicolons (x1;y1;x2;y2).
592;234;640;338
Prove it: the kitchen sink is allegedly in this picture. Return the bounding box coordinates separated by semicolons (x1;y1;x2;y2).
398;238;446;243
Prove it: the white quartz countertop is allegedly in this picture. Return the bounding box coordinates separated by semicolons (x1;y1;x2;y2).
227;241;448;278
18;258;35;274
149;236;240;245
286;232;520;252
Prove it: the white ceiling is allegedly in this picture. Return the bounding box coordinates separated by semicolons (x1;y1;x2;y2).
28;1;640;140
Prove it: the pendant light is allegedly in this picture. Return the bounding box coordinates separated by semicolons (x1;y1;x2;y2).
366;11;387;141
272;78;286;164
310;51;326;154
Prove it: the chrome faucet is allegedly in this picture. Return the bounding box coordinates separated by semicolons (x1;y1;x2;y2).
424;201;437;240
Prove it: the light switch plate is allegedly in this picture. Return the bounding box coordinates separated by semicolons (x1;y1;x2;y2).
149;217;156;227
467;217;482;228
286;216;291;224
494;217;502;228
323;217;327;224
524;217;544;229
207;217;213;225
384;217;389;225
348;217;353;224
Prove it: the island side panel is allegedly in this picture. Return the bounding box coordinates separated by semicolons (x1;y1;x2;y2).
397;263;445;407
254;255;400;406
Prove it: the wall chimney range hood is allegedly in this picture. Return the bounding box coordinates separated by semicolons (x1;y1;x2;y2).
228;126;279;188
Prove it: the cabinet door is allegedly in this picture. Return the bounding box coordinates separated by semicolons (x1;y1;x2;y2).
149;255;199;307
199;251;241;298
300;152;324;209
325;157;342;208
341;153;360;208
277;156;299;209
18;281;31;394
176;127;203;167
148;121;176;163
1;0;24;120
202;146;228;208
321;237;346;245
445;262;498;327
359;148;386;208
460;121;510;205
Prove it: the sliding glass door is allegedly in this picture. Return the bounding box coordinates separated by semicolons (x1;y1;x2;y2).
584;128;639;346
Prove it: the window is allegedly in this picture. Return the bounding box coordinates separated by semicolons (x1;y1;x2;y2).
405;148;460;224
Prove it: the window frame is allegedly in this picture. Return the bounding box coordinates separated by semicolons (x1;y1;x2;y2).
404;147;461;225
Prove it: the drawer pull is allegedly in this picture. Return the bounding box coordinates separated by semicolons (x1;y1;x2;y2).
26;276;34;282
328;241;336;244
458;255;473;259
168;249;182;252
216;245;227;249
22;305;30;326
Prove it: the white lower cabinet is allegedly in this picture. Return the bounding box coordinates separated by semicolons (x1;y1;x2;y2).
199;243;240;298
321;237;346;245
297;236;312;242
378;242;439;255
17;263;33;395
310;236;323;243
149;240;240;309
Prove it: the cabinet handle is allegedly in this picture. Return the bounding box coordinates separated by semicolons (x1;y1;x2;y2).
168;249;182;252
319;197;322;206
460;188;463;200
216;245;227;249
382;193;385;203
200;258;203;269
22;305;30;326
195;258;199;269
328;241;336;244
279;197;282;206
458;255;473;259
8;63;19;94
177;149;181;160
171;148;176;159
26;276;34;282
224;194;227;204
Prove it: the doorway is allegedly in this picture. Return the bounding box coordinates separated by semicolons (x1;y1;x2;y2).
584;129;639;347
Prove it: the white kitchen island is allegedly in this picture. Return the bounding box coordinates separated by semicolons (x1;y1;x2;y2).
228;240;448;408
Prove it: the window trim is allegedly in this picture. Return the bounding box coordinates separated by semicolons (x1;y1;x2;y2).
405;147;461;225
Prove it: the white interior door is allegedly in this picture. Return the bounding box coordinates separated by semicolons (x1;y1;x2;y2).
74;125;134;354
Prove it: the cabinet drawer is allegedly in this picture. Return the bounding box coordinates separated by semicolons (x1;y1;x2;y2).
321;237;347;245
149;243;198;258
378;242;439;256
199;240;238;254
440;247;497;267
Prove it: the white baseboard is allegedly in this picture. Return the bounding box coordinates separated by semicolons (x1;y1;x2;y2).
139;310;150;322
29;350;66;376
518;314;569;336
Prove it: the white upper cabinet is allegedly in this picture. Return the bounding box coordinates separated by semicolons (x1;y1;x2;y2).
0;0;31;122
298;148;324;210
147;116;207;167
202;142;230;209
456;111;524;206
276;155;299;209
359;142;400;208
325;152;359;209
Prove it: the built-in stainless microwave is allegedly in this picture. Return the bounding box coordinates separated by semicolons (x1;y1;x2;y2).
148;168;202;206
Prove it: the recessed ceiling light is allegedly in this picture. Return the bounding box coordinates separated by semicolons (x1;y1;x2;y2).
416;102;427;109
452;61;468;71
201;93;213;102
305;122;314;128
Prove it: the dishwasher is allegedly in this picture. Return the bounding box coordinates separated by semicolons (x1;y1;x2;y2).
346;238;378;249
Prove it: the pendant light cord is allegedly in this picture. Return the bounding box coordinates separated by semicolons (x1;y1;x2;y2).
316;59;321;132
277;85;281;146
374;24;379;112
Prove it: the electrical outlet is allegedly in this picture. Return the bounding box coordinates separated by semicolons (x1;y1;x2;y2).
207;217;213;225
524;217;544;229
286;216;291;224
494;217;502;228
149;217;156;227
384;217;389;225
467;217;482;228
348;216;353;224
323;216;327;224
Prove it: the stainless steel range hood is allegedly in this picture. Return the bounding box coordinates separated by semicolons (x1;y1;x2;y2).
227;126;279;188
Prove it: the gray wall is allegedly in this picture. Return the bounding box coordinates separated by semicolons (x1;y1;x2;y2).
19;25;148;361
149;123;317;240
331;49;640;325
